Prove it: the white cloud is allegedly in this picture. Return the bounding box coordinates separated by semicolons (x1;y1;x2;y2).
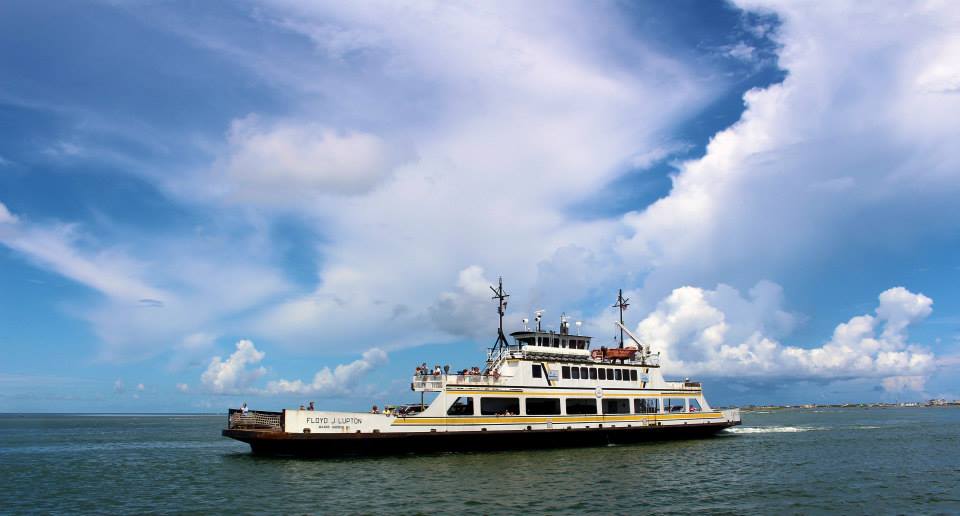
617;1;960;300
215;116;407;202
148;0;719;350
0;201;17;225
113;378;125;393
0;203;292;361
198;339;387;396
136;383;145;391
200;340;267;394
176;383;189;393
265;348;388;395
636;285;935;391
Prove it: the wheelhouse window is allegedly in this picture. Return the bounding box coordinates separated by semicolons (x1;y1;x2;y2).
664;398;686;413
554;338;560;347
519;337;534;347
580;367;588;378
602;399;630;414
571;367;580;380
688;399;702;413
526;398;561;415
634;398;659;414
614;369;623;381
629;370;638;381
480;397;520;416
532;364;542;378
562;366;570;379
589;368;598;380
621;369;629;381
447;396;474;416
566;398;597;415
598;369;606;380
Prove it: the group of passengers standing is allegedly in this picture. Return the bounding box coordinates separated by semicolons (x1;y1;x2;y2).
414;362;487;376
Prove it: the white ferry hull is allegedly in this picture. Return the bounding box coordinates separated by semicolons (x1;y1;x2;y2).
223;419;738;457
223;408;741;457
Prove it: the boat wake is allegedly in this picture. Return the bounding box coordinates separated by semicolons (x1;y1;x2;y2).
724;425;826;434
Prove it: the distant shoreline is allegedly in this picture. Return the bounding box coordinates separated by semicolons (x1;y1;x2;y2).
736;402;958;413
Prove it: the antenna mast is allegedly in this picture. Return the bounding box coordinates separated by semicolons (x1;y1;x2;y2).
613;289;630;349
490;277;510;351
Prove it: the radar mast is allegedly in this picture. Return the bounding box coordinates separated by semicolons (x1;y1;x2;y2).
613;289;630;349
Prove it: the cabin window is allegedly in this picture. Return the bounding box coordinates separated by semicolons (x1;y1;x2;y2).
520;337;534;347
589;368;597;380
481;397;520;416
629;370;638;382
531;364;542;378
580;367;588;378
566;398;598;415
538;336;547;346
571;367;580;379
554;338;560;347
526;398;561;415
447;396;474;416
598;369;606;380
688;399;702;413
634;398;659;414
603;399;631;414
664;398;686;413
562;366;570;379
614;369;623;381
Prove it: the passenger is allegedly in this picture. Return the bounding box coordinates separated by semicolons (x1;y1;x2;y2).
443;364;450;375
308;401;315;411
241;402;249;415
433;365;442;376
371;405;380;414
299;404;305;410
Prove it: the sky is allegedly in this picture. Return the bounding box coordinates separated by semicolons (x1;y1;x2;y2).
1;0;959;412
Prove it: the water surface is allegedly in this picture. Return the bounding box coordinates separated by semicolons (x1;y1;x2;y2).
2;408;959;514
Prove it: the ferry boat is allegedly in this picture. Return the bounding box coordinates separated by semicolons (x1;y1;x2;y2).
223;280;740;456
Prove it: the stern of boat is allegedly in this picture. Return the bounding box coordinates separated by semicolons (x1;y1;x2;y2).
721;408;741;426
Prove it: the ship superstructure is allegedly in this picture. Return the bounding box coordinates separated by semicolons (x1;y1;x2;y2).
223;279;740;456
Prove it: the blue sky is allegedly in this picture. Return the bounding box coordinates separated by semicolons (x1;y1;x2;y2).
2;1;959;412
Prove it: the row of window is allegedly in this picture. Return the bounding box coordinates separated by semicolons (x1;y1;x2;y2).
447;396;702;416
518;336;589;350
559;365;639;382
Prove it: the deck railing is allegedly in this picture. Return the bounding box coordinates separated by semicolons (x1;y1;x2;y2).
227;408;283;431
411;373;509;391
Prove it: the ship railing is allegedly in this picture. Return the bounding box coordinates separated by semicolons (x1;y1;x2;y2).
227;408;283;431
411;375;445;391
412;373;508;391
663;380;702;391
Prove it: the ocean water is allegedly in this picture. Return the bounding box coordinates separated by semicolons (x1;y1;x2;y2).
2;408;959;515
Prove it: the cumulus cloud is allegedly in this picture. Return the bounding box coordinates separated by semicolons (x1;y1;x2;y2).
216;116;407;202
429;266;500;339
265;348;388;395
200;340;267;394
637;285;935;391
617;1;960;298
199;339;387;396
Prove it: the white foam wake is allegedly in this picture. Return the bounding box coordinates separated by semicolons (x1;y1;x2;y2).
724;425;825;434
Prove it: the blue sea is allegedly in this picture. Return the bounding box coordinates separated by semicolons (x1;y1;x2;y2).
2;408;959;514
